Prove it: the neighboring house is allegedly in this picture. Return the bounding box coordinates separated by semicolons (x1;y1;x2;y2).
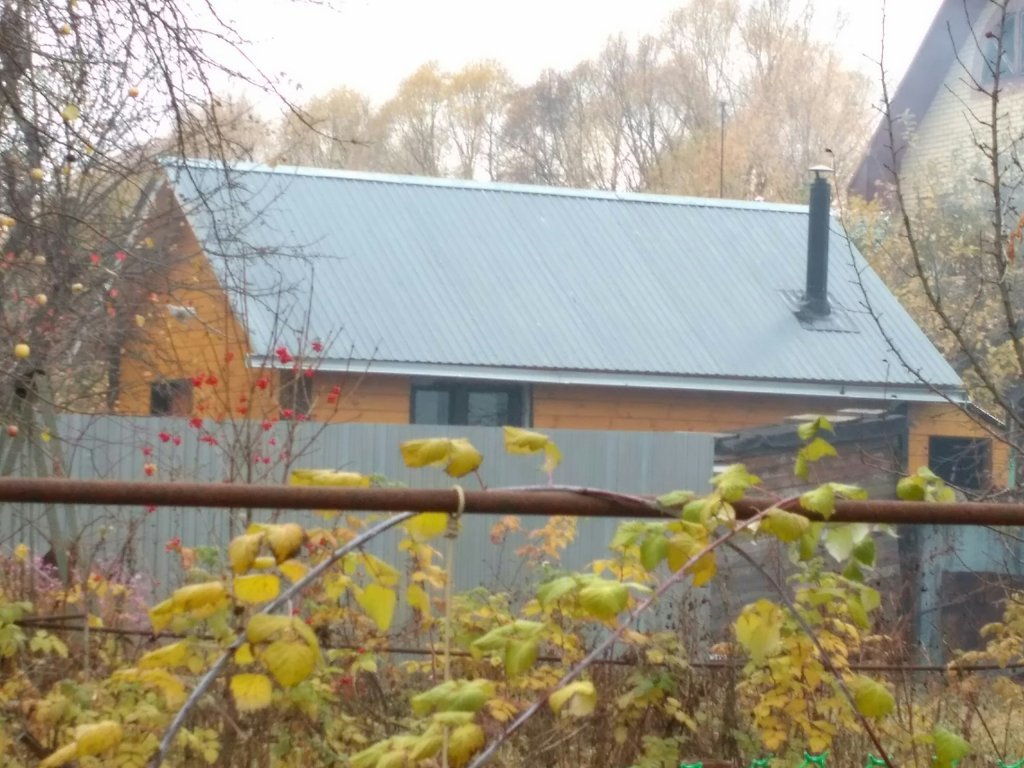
117;159;1006;492
851;0;1014;201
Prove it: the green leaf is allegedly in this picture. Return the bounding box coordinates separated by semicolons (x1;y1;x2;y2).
611;521;647;549
847;595;869;628
471;624;515;652
897;475;926;500
797;416;834;441
850;675;895;718
824;523;871;562
504;638;539;678
853;538;876;567
734;599;784;663
711;464;760;502
933;727;970;768
640;534;668;572
656;490;695;509
803;437;838;462
760;508;810;543
861;586;881;612
548;680;597;717
537;576;577;606
794;453;810;480
798;523;823;560
830;483;869;500
801;484;836;518
411;679;495;716
681;499;709;524
843;560;865;582
578;580;629;621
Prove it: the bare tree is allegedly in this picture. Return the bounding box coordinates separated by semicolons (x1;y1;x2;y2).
274;87;384;170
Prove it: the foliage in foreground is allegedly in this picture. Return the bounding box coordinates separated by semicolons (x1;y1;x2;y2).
0;423;1016;768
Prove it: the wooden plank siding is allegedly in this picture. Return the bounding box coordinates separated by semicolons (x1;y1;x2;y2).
532;384;878;433
907;402;1010;486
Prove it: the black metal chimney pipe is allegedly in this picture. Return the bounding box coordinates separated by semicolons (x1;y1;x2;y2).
801;165;833;318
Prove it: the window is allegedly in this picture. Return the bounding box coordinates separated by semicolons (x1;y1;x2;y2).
411;381;528;426
150;379;193;416
280;371;313;415
983;11;1020;83
928;436;991;491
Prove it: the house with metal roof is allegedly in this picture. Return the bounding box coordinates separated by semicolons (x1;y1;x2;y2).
850;0;1001;201
116;158;1006;490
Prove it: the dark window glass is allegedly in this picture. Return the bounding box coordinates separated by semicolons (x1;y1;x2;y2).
411;381;526;426
413;388;450;425
150;379;193;416
467;390;511;426
929;436;991;491
280;371;313;415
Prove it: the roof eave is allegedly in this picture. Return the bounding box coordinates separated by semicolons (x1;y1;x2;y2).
252;357;968;405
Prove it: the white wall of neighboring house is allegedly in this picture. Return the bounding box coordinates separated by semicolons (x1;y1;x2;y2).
901;1;1024;199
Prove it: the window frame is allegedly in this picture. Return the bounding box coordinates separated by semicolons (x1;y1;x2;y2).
982;10;1022;83
410;379;530;427
928;435;992;492
279;370;313;416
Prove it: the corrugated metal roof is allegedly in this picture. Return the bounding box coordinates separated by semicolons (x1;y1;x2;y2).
166;160;964;399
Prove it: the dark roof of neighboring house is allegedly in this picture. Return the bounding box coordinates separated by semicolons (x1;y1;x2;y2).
165;159;965;403
851;0;988;199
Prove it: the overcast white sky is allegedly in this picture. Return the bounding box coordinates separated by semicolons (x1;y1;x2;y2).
218;0;941;109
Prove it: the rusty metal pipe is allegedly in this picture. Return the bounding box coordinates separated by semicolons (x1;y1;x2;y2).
0;477;1020;525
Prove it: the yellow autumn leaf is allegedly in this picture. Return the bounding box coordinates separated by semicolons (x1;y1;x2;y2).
405;512;449;542
278;559;308;583
356;583;397;631
251;556;277;570
447;723;486;767
361;553;401;587
246;614;291;644
266;523;304;563
137;640;189;669
401;438;452;469
235;643;256;665
234;574;281;604
502;426;562;472
287;617;317;652
400;437;483;478
230;673;274;713
407;583;431;615
289;469;370;487
14;543;28;561
261;639;317;687
325;573;351;600
447;438;483;477
60;104;80;121
228;533;264;574
74;720;123;756
39;742;77;768
171;581;228;612
548;680;597;717
148;598;176;632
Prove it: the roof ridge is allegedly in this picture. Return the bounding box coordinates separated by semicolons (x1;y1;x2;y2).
167;157;809;214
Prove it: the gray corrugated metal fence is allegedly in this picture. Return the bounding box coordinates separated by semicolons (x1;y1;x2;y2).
0;416;714;596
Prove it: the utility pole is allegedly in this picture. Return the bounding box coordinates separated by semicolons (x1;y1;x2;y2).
719;101;727;198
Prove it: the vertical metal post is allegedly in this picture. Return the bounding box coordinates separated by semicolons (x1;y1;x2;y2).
719;101;726;198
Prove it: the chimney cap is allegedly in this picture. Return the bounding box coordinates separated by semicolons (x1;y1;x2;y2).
809;164;834;178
